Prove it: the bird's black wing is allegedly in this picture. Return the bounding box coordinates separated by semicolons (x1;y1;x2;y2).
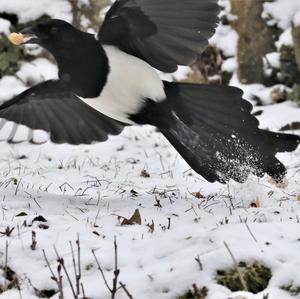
0;80;124;144
98;0;219;73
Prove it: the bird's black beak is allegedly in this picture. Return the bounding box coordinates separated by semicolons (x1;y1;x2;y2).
19;26;40;44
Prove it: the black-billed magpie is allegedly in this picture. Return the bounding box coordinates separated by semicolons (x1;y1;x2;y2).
1;0;299;183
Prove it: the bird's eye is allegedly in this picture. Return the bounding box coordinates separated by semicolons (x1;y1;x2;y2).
50;27;58;34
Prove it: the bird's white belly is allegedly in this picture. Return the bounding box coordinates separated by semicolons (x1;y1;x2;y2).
79;45;166;124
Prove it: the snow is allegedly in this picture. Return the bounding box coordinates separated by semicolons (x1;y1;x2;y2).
0;123;299;299
263;0;300;30
0;76;26;103
0;18;10;35
256;101;300;131
158;66;192;82
276;28;294;49
210;25;238;57
229;73;264;104
222;57;237;73
17;58;58;85
218;0;237;23
16;58;58;85
265;52;281;70
218;0;231;14
0;0;72;23
294;10;300;27
211;0;238;58
251;85;290;106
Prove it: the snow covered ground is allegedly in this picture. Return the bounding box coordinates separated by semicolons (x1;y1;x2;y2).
0;0;300;298
0;112;299;299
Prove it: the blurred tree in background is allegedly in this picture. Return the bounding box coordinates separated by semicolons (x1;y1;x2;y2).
189;0;300;107
68;0;110;31
230;0;275;84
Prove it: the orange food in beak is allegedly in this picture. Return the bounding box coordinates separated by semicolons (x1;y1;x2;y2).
8;32;24;45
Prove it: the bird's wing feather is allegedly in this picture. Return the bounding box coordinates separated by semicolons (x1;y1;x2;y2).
0;80;124;144
98;0;219;72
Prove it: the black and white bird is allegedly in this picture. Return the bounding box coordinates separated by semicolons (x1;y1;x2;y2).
0;0;299;183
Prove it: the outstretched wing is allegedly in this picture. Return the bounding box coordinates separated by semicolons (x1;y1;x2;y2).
0;80;124;144
98;0;219;73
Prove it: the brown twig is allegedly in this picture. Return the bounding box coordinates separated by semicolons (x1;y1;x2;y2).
43;249;64;299
119;282;134;299
30;231;37;250
5;240;8;275
81;283;86;299
167;217;171;230
54;246;77;298
112;236;120;298
69;234;81;297
76;234;81;295
57;264;64;299
195;255;203;271
92;236;131;298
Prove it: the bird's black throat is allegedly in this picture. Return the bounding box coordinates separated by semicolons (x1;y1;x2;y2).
45;32;109;98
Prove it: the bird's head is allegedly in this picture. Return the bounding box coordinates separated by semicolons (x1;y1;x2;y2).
9;18;108;98
15;19;80;50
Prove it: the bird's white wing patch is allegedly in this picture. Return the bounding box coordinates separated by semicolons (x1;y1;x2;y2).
79;46;166;124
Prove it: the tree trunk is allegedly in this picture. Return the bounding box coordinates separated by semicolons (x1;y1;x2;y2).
230;0;274;84
69;0;110;31
292;24;300;72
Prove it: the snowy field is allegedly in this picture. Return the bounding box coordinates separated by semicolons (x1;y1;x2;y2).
0;0;300;298
0;111;299;299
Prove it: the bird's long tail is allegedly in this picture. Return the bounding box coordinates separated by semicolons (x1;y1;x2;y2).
147;82;300;183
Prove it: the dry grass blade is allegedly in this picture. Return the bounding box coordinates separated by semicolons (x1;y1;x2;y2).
223;242;248;292
121;209;141;225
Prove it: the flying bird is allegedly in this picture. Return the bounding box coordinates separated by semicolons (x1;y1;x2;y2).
0;0;299;183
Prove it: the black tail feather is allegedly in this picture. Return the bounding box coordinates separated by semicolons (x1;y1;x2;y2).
153;82;300;183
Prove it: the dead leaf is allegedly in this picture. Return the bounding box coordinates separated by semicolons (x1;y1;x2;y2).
192;191;205;199
279;122;300;131
38;224;49;230
121;209;142;225
267;176;288;189
250;196;260;208
271;87;287;103
140;169;150;178
116;145;125;151
0;226;15;236
32;215;48;223
147;220;155;233
16;212;28;217
130;189;138;197
17;155;27;160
